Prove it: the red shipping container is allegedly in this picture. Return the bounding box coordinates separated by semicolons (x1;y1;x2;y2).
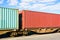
20;10;60;29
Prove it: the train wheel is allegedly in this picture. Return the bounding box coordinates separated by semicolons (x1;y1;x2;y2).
46;28;59;33
45;28;53;33
10;31;18;37
23;29;28;36
23;31;28;36
57;28;60;33
39;28;46;33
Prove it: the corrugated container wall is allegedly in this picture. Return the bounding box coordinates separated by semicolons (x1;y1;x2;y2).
22;10;60;29
0;7;18;30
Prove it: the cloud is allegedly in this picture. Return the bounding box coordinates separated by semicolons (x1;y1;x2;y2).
0;0;4;4
38;0;57;2
19;0;57;10
43;3;60;10
31;3;60;13
19;0;60;14
31;3;60;14
19;2;31;9
32;3;60;10
21;0;33;3
21;0;57;3
30;4;46;10
7;0;18;6
20;0;56;7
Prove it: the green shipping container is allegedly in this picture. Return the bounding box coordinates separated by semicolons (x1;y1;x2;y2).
0;7;18;30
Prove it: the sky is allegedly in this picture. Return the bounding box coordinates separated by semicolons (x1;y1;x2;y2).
0;0;60;14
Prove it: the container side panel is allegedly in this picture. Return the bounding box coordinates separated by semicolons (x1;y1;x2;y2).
23;10;60;29
0;8;18;30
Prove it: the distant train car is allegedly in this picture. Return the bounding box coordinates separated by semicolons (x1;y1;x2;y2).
0;7;19;36
19;10;60;35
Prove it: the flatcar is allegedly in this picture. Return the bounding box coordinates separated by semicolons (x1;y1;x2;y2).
18;10;60;36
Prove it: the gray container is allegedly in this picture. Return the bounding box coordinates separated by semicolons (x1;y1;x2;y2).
0;7;18;30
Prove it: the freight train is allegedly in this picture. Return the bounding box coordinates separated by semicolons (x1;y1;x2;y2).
0;7;60;37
